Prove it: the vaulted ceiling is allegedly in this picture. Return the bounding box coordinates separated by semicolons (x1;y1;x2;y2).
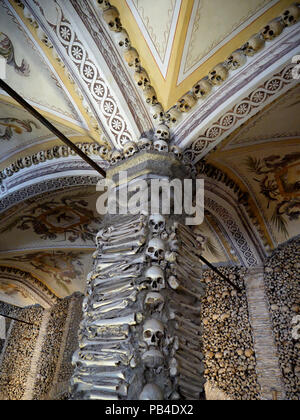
0;0;299;307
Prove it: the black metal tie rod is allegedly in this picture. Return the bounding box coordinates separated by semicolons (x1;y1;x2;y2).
198;254;242;293
0;313;37;327
0;79;106;178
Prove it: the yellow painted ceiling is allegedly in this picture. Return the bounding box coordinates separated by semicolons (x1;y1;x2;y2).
112;0;293;110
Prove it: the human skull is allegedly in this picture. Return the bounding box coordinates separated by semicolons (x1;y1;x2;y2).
145;265;165;291
261;18;284;41
165;107;181;126
103;6;122;32
170;145;182;160
4;166;13;177
16;158;24;170
52;146;60;158
143;318;164;347
58;145;69;157
242;33;265;56
115;29;131;50
208;63;229;85
177;92;196;113
23;6;38;27
110;150;122;165
89;144;100;155
123;141;138;158
79;143;90;154
226;49;246;70
99;145;110;159
155;124;169;141
154;140;168;153
281;4;300;27
11;163;19;173
124;48;140;67
142;349;164;368
36;27;52;48
22;156;32;167
146;238;166;261
0;170;7;180
31;154;39;165
143;86;157;105
144;292;165;312
97;0;111;11
45;149;54;160
193;78;212;99
139;383;163;400
149;214;166;234
150;103;164;121
137;137;152;151
37;151;46;162
134;68;150;88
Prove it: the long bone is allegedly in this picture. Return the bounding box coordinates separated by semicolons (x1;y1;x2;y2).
175;258;203;278
91;283;135;299
100;236;146;253
86;313;136;328
96;216;146;241
72;372;122;386
171;265;205;293
174;314;201;331
98;227;148;246
92;269;139;284
168;276;203;299
85;327;129;341
179;379;204;395
89;298;134;316
176;353;204;375
179;371;205;387
80;337;130;348
91;285;136;303
97;246;142;260
74;383;122;395
74;356;122;368
75;348;131;360
176;349;203;368
95;258;145;277
78;352;131;365
98;214;146;234
85;391;119;400
175;325;200;346
93;263;143;280
96;254;147;272
90;290;137;310
77;382;125;394
177;342;204;361
72;369;125;381
172;360;204;384
174;317;201;338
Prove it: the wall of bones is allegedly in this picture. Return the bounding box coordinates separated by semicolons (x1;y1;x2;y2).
0;236;299;400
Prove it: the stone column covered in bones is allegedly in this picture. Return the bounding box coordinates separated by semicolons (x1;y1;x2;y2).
70;137;206;400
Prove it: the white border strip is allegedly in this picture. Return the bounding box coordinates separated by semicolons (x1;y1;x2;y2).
177;0;280;85
126;0;182;78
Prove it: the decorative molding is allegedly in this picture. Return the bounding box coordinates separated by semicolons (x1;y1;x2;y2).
0;174;100;214
71;0;153;135
183;62;297;162
0;265;59;308
18;0;135;148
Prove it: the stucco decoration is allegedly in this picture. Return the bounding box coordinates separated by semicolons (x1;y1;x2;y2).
0;31;30;76
0;117;39;141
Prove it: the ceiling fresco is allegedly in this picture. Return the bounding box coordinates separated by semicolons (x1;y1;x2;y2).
112;0;292;109
208;86;300;248
0;0;299;307
0;187;100;302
